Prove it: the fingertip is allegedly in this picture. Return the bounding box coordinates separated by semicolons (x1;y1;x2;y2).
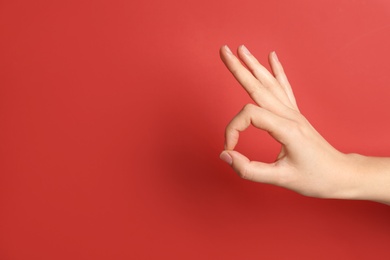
272;51;279;62
238;44;251;56
220;151;233;165
268;51;278;64
219;45;233;64
219;45;225;54
220;45;232;55
228;150;250;162
224;151;253;180
269;51;284;77
237;45;253;62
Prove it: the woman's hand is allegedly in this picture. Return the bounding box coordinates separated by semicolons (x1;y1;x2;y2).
219;45;362;199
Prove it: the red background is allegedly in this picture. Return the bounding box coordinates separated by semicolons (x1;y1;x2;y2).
1;0;390;259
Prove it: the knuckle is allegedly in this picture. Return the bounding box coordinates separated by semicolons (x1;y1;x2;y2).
237;163;252;181
225;124;232;133
286;118;308;139
287;123;303;140
225;120;235;131
243;103;256;114
248;87;261;99
230;67;240;77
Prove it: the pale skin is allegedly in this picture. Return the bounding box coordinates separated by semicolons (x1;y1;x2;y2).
219;45;390;205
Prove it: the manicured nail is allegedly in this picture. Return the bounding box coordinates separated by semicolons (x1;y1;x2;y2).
224;45;233;55
220;151;233;165
272;51;279;62
241;45;251;56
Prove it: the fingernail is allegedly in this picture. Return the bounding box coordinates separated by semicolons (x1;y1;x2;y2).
224;45;232;55
220;151;233;165
272;51;279;62
241;45;251;56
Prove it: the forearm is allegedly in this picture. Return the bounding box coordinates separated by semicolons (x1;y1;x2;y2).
346;154;390;204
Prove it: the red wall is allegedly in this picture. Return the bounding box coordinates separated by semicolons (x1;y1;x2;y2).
1;0;390;259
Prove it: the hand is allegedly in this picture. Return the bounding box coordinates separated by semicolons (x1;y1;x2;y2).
219;45;359;199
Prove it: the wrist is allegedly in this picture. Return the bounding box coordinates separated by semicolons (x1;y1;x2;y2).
321;152;365;201
341;153;390;204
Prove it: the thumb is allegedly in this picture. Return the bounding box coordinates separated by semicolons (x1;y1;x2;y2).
220;150;280;184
